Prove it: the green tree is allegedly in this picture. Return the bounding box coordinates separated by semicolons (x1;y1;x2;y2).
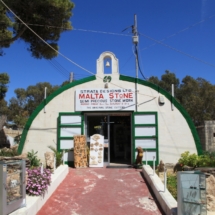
0;0;74;59
0;73;9;116
8;82;59;127
0;72;9;100
149;71;215;126
0;3;12;56
178;76;215;126
148;70;180;96
61;80;70;87
26;82;59;115
7;88;28;128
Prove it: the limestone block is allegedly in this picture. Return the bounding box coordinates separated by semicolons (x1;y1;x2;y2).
45;151;55;170
74;135;88;168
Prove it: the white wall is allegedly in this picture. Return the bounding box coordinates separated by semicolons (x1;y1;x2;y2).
22;73;197;165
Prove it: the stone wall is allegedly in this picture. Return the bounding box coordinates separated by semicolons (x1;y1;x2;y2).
196;125;206;151
205;121;215;151
0;128;22;148
196;121;215;152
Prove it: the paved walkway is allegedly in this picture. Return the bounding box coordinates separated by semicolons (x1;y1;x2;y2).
37;168;163;215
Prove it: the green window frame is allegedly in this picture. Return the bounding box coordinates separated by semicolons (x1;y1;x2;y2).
132;112;159;166
57;112;84;166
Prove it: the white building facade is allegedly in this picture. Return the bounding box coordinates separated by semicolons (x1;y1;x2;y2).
18;52;202;166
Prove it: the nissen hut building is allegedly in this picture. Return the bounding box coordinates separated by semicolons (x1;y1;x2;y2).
18;52;202;167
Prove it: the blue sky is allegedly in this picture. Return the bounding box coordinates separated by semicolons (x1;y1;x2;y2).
1;0;215;101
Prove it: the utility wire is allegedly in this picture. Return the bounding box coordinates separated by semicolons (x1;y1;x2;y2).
47;60;70;79
134;45;147;80
121;14;215;69
4;10;215;69
140;14;215;52
4;13;215;40
73;28;131;37
0;0;155;99
0;0;95;76
139;33;215;69
52;59;70;76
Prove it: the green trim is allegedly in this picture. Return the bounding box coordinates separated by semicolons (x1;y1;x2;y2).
18;76;96;154
133;112;159;166
58;112;84;152
64;161;74;167
57;116;60;152
135;136;157;139
59;137;74;140
59;112;83;115
135;124;156;127
59;125;81;128
120;75;202;155
132;113;135;164
81;114;84;134
133;111;157;115
155;112;159;160
143;161;154;166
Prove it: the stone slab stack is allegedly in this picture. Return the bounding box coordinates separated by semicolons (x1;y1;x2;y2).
74;135;88;168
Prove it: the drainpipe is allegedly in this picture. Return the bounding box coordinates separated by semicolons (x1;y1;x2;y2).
44;87;47;113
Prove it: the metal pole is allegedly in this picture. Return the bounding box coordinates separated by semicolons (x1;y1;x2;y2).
145;150;147;165
54;157;56;173
164;168;167;192
62;150;65;165
44;87;47;113
153;156;155;175
70;72;74;82
40;163;43;174
134;14;138;112
172;84;174;111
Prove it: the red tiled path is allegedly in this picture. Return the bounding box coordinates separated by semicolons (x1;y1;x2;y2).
37;168;163;215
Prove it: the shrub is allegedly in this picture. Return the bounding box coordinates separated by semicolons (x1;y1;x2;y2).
198;151;215;167
26;167;51;196
48;146;64;168
178;151;198;167
167;173;177;200
27;150;40;167
47;146;70;168
178;150;215;167
0;146;19;157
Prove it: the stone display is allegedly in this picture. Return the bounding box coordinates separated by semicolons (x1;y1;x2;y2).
157;160;165;172
0;159;26;215
89;134;104;168
6;161;22;203
45;151;55;171
74;135;88;168
206;175;215;212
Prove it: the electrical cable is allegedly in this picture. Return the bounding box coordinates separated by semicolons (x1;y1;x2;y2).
139;32;215;69
0;0;95;76
47;60;69;79
134;44;147;80
4;7;215;69
121;14;215;69
140;14;215;52
0;0;156;99
52;59;70;76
